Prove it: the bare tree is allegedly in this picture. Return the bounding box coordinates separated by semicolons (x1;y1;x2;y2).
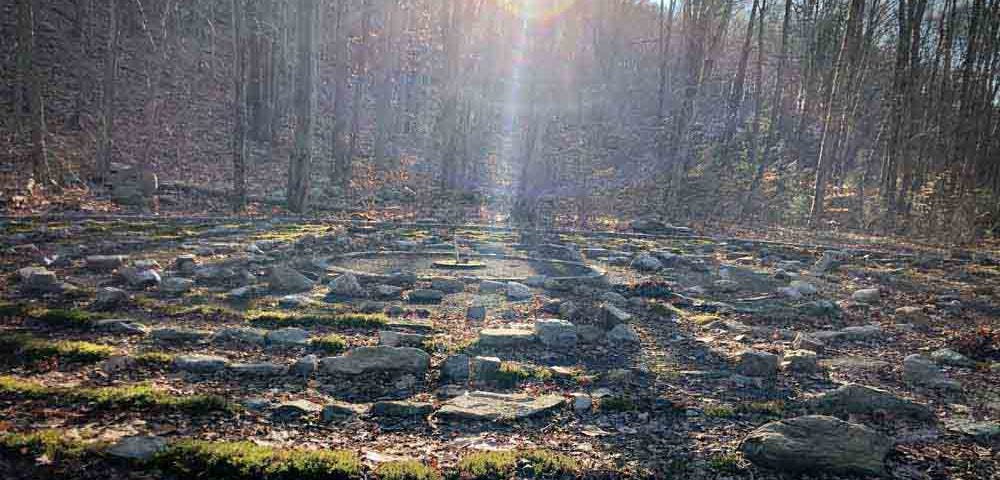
17;0;52;186
232;0;248;211
287;0;317;213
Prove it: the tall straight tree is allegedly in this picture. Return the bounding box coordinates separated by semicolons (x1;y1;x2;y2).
16;0;52;185
97;0;118;182
287;0;317;213
232;0;248;211
330;0;351;191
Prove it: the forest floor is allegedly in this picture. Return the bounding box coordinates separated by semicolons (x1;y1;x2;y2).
0;217;998;479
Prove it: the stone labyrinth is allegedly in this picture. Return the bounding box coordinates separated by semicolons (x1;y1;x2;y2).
2;218;998;478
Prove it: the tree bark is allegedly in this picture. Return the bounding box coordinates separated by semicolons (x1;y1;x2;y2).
232;0;248;211
17;0;52;186
286;0;317;213
97;0;118;182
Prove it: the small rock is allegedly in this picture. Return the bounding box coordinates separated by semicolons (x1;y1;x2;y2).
792;332;825;353
151;327;210;343
119;267;161;288
291;354;318;378
408;289;445;304
322;401;365;423
378;330;428;348
86;255;128;271
478;328;536;348
506;282;532;300
160;277;194;295
268;265;314;293
375;284;403;299
930;348;975;368
631;254;663;272
811;251;847;275
319;346;430;375
174;255;198;274
371;400;433;418
533;318;578;349
94;319;149;335
436;391;565;422
472;356;502;382
851;288;881;304
267;327;310;346
431;278;465;294
466;305;486;321
577;324;606;343
272;400;323;421
607;324;640;345
107;436;167;461
602;303;633;326
17;267;60;293
479;280;505;293
572;393;593;413
92;287;128;310
737;350;779;377
789;280;817;295
782;350;819;373
329;273;365;298
600;291;628;307
895;306;931;330
174;354;228;373
229;362;288;376
441;354;471;384
213;327;267;345
904;354;962;391
811;383;934;421
100;355;136;373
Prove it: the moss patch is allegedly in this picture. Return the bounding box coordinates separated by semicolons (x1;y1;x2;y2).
0;430;102;461
454;449;578;480
248;311;387;329
0;334;116;364
311;334;348;354
154;440;362;480
376;460;441;480
0;376;234;414
28;308;101;329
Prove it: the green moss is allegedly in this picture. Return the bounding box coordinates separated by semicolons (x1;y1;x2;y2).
30;308;99;328
703;405;735;418
154;440;362;480
707;453;742;473
134;351;175;366
454;449;578;480
736;400;785;417
311;334;348;354
0;376;234;414
248;311;387;329
0;302;27;317
0;430;100;461
599;396;637;412
377;460;441;480
0;334;115;363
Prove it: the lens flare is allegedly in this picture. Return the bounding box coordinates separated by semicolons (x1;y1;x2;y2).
494;0;579;22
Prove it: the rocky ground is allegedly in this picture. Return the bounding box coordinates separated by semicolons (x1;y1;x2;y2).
0;217;998;479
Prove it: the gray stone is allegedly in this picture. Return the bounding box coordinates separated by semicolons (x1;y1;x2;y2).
479;280;505;293
577;325;606;343
212;327;267;345
572;393;592;413
119;267;161;288
272;399;323;421
895;306;931;330
466;305;486;321
18;267;60;293
607;324;640;345
195;265;237;283
811;251;847;275
100;355;136;373
278;294;314;309
945;419;1000;441
322;401;365;423
602;303;633;326
225;286;255;300
811;383;934;422
291;354;318;377
160;277;194;295
107;436;167;461
506;282;532;300
378;330;428;348
441;354;471;384
631;253;663;272
92;287;128;310
230;362;288;376
436;391;565;422
330;273;365;298
740;415;892;477
782;350;819;373
151;327;210;343
789;280;817;295
375;284;403;299
737;350;780;377
904;354;962;392
94;318;149;335
86;255;128;271
320;346;430;375
930;348;975;368
478;328;536;348
408;289;445;304
174;354;228;373
371;400;433;418
431;278;465;294
600;291;628;307
268;265;314;293
792;332;825;352
852;288;881;304
533;318;578;349
472;356;502;382
174;255;198;274
267;327;310;346
812;324;882;343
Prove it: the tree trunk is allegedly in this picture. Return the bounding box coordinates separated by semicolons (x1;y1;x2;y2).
723;0;760;143
18;0;51;186
331;0;351;192
286;0;317;213
97;0;118;182
232;0;248;211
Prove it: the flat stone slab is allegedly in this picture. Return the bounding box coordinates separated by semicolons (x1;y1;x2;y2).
478;328;536;348
320;346;430;375
436;391;564;422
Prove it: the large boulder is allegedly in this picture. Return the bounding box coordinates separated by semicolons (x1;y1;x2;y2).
86;255;128;272
533;319;578;349
319;346;430;376
18;267;61;293
631;254;663;272
160;277;194;295
266;327;310;346
119;267;161;288
107;436;168;461
109;166;158;207
811;383;934;422
737;350;779;377
477;328;536;348
903;354;962;392
268;265;314;293
174;354;229;373
740;415;893;477
436;391;565;422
